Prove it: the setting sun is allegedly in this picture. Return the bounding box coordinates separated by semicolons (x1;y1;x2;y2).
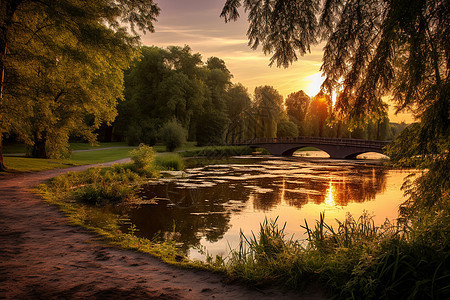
306;72;325;97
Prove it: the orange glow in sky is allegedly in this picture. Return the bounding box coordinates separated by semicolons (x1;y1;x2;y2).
145;0;412;123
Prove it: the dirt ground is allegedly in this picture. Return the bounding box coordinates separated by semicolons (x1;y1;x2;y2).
0;160;326;299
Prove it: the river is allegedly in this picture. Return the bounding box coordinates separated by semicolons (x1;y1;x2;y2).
119;155;417;261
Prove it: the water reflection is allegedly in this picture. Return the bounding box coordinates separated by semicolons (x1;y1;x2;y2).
325;182;336;207
121;158;396;258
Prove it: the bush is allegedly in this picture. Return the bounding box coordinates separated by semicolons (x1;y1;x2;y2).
159;119;187;152
74;182;136;206
130;144;155;171
155;153;185;170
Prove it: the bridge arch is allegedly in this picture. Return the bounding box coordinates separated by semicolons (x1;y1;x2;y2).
244;137;390;159
280;146;329;157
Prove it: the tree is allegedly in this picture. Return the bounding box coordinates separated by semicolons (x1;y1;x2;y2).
307;92;332;137
225;83;252;142
195;56;233;145
285;90;310;135
221;0;449;210
115;46;207;144
277;116;298;137
0;0;160;164
253;85;283;138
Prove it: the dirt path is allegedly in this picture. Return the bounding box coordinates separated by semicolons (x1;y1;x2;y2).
0;161;326;299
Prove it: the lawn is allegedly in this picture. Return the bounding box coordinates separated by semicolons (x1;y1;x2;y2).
3;142;130;154
3;157;85;172
1;142;256;173
2;146;136;173
70;147;135;164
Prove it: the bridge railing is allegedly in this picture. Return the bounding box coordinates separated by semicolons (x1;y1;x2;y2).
232;136;390;148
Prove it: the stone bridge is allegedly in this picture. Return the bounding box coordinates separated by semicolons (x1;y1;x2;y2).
233;137;390;159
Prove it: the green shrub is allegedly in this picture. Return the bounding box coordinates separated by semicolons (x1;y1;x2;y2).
74;182;136;206
129;144;155;171
159;119;187;152
155;153;184;170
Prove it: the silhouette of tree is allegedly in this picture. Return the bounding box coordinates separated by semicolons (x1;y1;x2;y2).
221;0;449;216
285;90;310;135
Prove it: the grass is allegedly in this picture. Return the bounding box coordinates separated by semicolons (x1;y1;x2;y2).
227;212;449;299
2;142;254;173
69;142;129;150
1;147;135;174
295;147;320;152
71;147;135;164
11;140;447;298
3;156;85;172
155;153;185;170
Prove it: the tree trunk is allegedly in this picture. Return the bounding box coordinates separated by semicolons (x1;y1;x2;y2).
1;0;23;99
0;134;7;171
0;40;6;99
32;132;48;158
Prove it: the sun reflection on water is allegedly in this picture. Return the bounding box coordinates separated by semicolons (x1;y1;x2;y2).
324;181;336;207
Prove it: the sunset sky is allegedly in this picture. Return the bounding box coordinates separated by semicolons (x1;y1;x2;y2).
142;0;412;123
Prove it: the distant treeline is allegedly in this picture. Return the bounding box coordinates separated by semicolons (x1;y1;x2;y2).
99;45;405;146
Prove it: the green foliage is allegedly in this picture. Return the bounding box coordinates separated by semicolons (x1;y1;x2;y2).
196;111;229;146
1;0;160;161
155;153;185;171
129;144;155;171
285;90;310;135
253;86;284;138
277;117;298;137
225;83;252;143
306;92;332;137
115;45;235;145
126;121;158;146
74;182;136;206
159;119;187;152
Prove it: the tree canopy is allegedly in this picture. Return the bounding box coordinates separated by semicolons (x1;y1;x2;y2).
0;0;160;165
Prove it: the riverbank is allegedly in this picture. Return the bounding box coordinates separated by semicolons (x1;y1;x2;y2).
0;160;326;299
